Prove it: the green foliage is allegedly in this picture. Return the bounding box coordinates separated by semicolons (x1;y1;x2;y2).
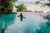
40;3;50;7
15;3;27;12
49;0;50;2
44;3;50;7
0;0;18;12
40;5;45;8
7;5;13;12
40;0;50;7
0;0;17;6
0;6;7;12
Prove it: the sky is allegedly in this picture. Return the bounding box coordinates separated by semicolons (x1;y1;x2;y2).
18;0;49;2
18;0;39;2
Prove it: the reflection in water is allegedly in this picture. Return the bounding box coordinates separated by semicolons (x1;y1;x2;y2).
1;28;6;33
18;16;23;21
20;17;23;21
36;14;50;33
40;14;50;20
0;14;16;33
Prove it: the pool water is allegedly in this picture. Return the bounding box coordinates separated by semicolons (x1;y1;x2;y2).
0;12;50;33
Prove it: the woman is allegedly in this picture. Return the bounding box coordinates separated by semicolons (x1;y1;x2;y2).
18;13;26;21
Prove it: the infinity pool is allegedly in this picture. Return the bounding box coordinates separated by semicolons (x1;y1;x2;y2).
0;12;50;33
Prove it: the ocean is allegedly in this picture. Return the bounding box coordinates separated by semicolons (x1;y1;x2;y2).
14;2;50;12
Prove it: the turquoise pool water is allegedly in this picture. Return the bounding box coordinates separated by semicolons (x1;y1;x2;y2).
0;12;50;33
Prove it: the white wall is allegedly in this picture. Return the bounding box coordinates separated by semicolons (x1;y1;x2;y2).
12;7;17;12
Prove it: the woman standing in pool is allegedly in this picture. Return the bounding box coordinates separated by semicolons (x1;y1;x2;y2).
18;13;26;21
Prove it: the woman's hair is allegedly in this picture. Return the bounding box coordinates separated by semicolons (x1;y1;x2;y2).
20;13;22;15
